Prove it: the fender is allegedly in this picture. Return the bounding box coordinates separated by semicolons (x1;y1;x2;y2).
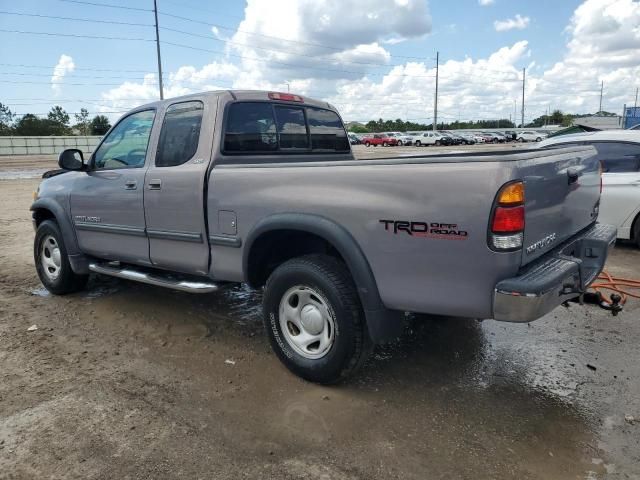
30;198;90;274
243;213;404;343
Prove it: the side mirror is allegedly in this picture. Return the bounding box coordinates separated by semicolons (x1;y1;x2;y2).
58;149;85;171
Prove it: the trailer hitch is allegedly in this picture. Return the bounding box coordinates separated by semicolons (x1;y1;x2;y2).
570;292;624;316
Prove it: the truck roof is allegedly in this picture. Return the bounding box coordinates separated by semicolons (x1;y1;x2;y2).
132;90;338;113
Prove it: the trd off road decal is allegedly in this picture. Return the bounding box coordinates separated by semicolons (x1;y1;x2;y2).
379;219;468;240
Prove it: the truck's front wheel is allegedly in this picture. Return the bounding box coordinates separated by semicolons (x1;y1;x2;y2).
34;220;88;295
263;255;371;384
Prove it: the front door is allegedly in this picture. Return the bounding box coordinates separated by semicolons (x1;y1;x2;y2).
143;98;215;275
70;109;157;265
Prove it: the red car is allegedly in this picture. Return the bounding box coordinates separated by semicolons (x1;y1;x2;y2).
362;134;398;147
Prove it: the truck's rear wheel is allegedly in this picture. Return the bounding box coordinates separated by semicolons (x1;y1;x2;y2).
415;140;421;147
34;220;88;295
263;254;371;384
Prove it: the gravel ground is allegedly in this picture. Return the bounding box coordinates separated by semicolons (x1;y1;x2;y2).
0;154;639;480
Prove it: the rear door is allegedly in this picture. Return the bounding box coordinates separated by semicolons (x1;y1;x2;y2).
595;142;640;238
520;145;602;265
70;109;156;265
143;98;216;275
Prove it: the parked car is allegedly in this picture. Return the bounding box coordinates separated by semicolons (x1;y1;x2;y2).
384;132;414;146
362;134;398;147
517;131;546;142
538;130;640;246
32;90;615;383
348;133;361;145
411;131;452;146
439;131;463;145
503;131;517;141
482;132;507;143
456;132;477;145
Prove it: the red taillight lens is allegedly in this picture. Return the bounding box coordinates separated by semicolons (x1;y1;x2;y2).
492;206;525;233
268;92;303;102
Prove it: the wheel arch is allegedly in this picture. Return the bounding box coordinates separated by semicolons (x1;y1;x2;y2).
243;213;404;343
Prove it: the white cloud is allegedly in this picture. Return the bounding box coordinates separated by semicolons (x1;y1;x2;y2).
97;0;640;125
479;0;494;6
494;14;530;32
51;54;75;95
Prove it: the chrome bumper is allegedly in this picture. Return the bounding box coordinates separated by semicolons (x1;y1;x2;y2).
493;223;617;323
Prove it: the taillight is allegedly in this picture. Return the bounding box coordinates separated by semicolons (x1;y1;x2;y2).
490;181;525;251
268;92;304;102
492;206;525;232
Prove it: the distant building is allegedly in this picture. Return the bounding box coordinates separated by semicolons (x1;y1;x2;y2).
571;115;623;130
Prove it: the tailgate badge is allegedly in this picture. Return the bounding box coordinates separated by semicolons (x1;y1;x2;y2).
525;233;557;255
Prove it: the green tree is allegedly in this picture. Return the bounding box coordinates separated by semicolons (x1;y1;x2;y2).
74;108;90;135
0;102;15;135
14;114;57;136
90;115;111;135
47;105;70;135
348;124;369;133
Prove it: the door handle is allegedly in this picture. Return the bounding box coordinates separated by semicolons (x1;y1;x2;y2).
148;179;162;190
124;180;137;190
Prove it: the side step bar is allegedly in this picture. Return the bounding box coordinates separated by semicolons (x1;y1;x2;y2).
88;263;219;293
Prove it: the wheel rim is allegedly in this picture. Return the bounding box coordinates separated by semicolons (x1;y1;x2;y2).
279;285;335;360
40;234;62;281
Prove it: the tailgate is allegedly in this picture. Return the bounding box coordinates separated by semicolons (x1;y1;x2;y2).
520;145;601;266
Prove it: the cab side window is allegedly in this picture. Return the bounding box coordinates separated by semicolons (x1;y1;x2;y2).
224;102;277;152
594;142;640;173
156;101;204;167
93;110;155;170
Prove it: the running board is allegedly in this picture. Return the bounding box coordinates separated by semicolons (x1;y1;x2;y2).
88;263;219;293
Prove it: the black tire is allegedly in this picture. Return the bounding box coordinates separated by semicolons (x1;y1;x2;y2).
518;137;524;142
536;137;542;142
364;141;370;147
34;220;88;295
263;254;371;384
415;140;421;147
397;140;403;146
435;140;441;146
382;142;388;147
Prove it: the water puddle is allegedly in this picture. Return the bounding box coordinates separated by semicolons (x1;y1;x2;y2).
30;285;50;297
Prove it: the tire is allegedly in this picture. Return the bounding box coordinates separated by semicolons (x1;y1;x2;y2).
415;140;421;147
382;142;388;147
397;140;403;146
633;215;640;249
263;254;371;384
492;138;498;144
364;141;370;147
34;220;88;295
435;140;441;146
536;137;542;142
518;137;524;142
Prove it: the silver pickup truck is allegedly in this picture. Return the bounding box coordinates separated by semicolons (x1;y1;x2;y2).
31;90;616;383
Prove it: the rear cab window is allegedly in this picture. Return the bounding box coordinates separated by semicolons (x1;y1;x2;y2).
222;101;349;157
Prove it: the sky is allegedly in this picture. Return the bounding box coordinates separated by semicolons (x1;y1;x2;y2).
1;0;639;125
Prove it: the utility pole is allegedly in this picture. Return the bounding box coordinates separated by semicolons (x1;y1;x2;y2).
598;80;603;114
153;0;164;100
433;51;439;131
521;67;525;128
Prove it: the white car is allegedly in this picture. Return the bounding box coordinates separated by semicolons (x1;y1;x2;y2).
410;131;450;146
538;130;640;246
517;131;547;142
383;132;414;146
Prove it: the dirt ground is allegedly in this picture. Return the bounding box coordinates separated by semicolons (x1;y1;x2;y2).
1;154;639;479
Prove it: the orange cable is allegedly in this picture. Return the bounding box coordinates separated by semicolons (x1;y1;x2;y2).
589;270;640;305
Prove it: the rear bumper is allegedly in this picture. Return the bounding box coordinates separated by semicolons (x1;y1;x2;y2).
493;223;617;322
